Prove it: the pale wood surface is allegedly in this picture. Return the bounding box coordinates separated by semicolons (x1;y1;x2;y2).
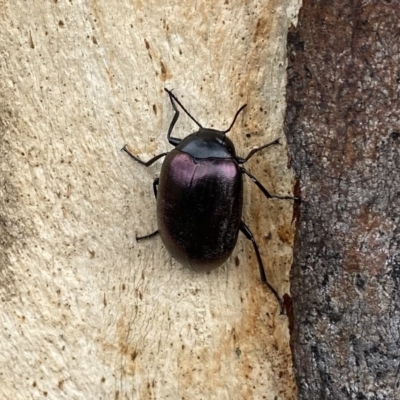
0;1;300;399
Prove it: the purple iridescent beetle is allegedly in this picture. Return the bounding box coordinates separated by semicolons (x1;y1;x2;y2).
123;89;297;313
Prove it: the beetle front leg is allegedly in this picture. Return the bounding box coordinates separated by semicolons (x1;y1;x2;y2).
122;145;167;167
164;89;182;147
241;167;298;201
165;89;204;148
240;221;284;315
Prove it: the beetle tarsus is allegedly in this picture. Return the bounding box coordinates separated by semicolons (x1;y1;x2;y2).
240;221;284;315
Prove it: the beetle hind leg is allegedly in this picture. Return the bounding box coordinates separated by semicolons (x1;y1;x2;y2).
240;221;284;315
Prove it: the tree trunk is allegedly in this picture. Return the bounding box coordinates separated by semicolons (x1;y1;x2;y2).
1;1;300;399
286;1;400;399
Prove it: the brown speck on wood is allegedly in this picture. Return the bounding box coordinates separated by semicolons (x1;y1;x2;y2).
160;61;167;78
29;32;34;49
159;61;172;81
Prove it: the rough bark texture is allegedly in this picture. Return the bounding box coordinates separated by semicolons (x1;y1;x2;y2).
0;1;300;399
286;1;400;399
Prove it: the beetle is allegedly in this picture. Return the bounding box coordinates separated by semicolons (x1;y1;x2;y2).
122;89;297;314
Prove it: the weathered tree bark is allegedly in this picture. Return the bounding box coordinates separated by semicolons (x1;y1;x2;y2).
1;1;301;399
286;1;400;399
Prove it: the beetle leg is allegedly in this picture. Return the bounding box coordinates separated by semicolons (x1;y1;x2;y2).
165;89;182;147
135;179;160;242
165;88;203;139
153;178;159;198
240;221;284;315
241;167;299;201
222;104;247;134
236;138;280;164
122;145;167;167
136;230;159;241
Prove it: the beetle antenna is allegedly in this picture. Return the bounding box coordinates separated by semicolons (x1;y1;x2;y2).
165;88;203;129
222;104;247;134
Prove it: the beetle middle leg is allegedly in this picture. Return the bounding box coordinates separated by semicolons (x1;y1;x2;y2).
136;177;159;241
240;221;284;314
241;167;298;201
236;138;298;201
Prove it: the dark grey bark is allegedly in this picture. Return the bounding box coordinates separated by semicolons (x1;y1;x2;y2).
285;1;400;399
